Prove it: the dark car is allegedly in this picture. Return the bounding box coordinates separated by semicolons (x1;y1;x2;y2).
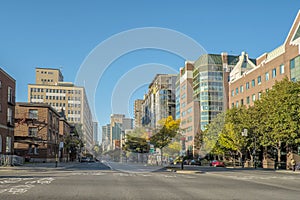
80;157;90;162
189;159;201;166
210;160;225;167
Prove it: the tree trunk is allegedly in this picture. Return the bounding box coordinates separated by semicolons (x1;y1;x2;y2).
277;141;282;165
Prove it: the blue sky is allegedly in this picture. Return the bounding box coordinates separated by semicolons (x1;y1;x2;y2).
0;1;299;138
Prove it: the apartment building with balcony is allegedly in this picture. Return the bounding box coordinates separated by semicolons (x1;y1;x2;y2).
0;68;16;162
141;74;177;129
27;68;94;153
229;11;300;108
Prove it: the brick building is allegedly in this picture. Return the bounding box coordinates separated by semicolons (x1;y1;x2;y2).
0;68;16;164
229;11;300;107
176;61;200;156
14;103;62;162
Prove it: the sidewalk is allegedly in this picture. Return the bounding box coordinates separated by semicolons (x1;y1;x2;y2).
0;161;80;171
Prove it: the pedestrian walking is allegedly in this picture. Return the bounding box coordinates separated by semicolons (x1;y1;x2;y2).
291;158;296;171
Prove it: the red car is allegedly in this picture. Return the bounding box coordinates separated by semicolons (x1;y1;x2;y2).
210;160;225;167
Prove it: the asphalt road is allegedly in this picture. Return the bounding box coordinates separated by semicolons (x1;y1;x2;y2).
1;162;300;200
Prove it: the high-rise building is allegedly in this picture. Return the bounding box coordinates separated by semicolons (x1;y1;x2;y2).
28;68;94;153
101;124;111;151
176;61;200;156
193;53;240;130
142;74;177;128
0;68;15;163
93;122;98;145
134;99;143;128
229;11;300;108
109;114;133;150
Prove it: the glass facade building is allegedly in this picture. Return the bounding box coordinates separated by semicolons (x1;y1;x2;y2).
193;54;239;130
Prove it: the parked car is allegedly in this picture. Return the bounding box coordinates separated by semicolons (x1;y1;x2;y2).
210;160;225;167
189;159;201;166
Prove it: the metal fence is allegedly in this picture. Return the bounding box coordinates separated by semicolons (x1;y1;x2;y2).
0;154;24;166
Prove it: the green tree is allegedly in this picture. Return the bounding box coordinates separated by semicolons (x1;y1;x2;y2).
254;78;300;163
220;106;250;161
164;141;181;157
150;116;180;164
124;128;149;153
201;112;225;159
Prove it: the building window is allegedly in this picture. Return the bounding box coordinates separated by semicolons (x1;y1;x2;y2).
8;86;13;103
28;127;38;137
231;90;234;97
0;80;2;88
258;92;262;100
280;64;285;74
231;103;234;108
251;79;255;87
7;108;13;124
272;68;277;78
235;88;239;95
6;137;11;153
290;59;295;69
240;85;244;93
265;72;269;81
246;82;249;90
241;99;244;106
29;109;38;119
257;76;261;85
236;101;239;107
181;93;186;99
246;96;250;104
252;94;256;102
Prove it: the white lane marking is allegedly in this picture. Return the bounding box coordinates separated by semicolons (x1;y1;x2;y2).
37;178;54;184
0;189;8;194
3;178;22;184
70;172;106;176
164;175;176;178
8;185;34;194
0;177;55;195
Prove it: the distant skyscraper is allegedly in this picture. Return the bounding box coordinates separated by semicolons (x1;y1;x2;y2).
102;124;111;151
93;122;98;145
28;67;94;152
109;114;133;150
134;99;143;128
